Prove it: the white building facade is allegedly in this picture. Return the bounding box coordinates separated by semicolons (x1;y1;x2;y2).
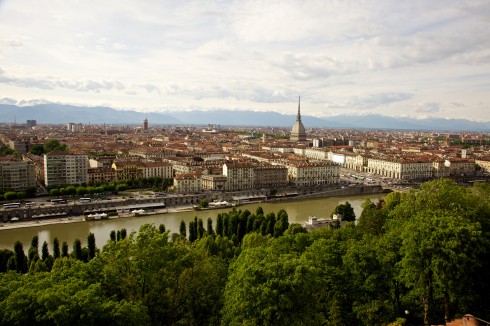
44;151;88;186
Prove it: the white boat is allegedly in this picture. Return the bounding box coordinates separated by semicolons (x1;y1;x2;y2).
209;200;231;208
131;209;148;216
85;212;108;221
94;213;108;220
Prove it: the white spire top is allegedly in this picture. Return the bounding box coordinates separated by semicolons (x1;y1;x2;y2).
296;96;301;120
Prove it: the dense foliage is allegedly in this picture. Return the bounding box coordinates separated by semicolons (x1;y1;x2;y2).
29;139;68;156
0;178;489;325
0;145;15;156
46;177;173;195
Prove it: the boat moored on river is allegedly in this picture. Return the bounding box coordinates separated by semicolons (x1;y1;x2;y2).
85;212;108;221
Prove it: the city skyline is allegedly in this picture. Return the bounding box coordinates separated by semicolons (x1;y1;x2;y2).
1;1;489;121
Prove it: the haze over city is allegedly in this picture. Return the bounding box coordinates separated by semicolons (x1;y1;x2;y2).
0;0;489;122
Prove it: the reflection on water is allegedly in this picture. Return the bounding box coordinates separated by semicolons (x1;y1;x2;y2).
0;194;384;251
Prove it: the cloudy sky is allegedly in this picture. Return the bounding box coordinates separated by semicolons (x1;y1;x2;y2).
0;0;489;121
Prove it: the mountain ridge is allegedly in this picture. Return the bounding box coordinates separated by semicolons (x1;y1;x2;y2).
0;101;489;132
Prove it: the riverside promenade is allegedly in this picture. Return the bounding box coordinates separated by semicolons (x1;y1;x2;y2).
0;185;383;225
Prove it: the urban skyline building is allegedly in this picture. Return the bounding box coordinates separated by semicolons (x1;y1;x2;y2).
43;151;88;187
290;96;307;141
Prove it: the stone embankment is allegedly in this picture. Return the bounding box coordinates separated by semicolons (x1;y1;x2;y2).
0;185;384;223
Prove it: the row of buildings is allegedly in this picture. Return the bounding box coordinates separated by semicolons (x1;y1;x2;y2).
0;99;489;194
4;141;480;195
37;150;341;192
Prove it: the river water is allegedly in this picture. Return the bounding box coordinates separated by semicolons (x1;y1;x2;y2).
0;194;384;251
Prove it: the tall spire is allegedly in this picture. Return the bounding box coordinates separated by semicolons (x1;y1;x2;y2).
296;96;301;120
290;96;306;141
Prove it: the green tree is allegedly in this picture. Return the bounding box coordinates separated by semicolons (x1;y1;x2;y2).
399;212;483;325
189;220;197;243
216;214;224;237
199;199;209;208
72;239;83;261
4;191;17;200
0;144;15;155
13;241;27;274
116;183;128;191
179;220;187;240
44;139;68;152
25;186;36;197
49;188;60;196
53;238;60;259
284;223;307;236
331;201;356;222
30;235;39;249
0;249;14;273
61;241;69;257
41;241;50;261
98;224;226;325
6;255;16;271
110;230;116;241
197;218;205;239
87;232;97;260
65;185;76;195
256;206;264;216
358;198;386;236
29;144;44;155
207;217;214;236
343;236;394;324
159;224;166;234
223;236;329;325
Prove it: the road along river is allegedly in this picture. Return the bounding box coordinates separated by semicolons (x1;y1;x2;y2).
0;193;384;251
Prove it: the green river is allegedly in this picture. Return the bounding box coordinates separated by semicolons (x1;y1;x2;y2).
0;193;384;250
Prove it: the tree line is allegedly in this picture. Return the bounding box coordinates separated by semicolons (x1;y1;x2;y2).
46;177;173;197
0;178;488;325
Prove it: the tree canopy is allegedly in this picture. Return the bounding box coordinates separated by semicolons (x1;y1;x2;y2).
0;179;489;325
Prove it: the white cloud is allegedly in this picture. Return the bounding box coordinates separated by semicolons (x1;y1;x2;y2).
0;0;489;121
416;102;441;113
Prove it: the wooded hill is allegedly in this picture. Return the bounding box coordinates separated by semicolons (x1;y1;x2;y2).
0;178;489;325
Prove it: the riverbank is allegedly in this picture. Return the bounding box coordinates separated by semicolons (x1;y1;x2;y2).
0;185;385;232
0;205;196;231
0;193;387;250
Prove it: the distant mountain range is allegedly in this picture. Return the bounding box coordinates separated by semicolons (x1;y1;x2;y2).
0;101;489;132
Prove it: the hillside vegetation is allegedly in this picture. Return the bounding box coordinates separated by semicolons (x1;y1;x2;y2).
0;178;489;325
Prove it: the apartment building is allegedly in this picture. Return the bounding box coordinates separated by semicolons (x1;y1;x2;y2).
254;164;288;189
173;173;201;193
223;161;255;191
286;161;340;187
445;158;475;176
142;162;173;179
44;151;88;186
112;161;144;181
0;156;36;191
366;156;436;180
129;148;174;160
87;167;116;184
201;174;227;191
25;153;45;184
304;148;329;161
8;139;28;154
432;160;450;178
112;161;173;181
344;153;367;172
88;156;116;169
475;157;490;173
